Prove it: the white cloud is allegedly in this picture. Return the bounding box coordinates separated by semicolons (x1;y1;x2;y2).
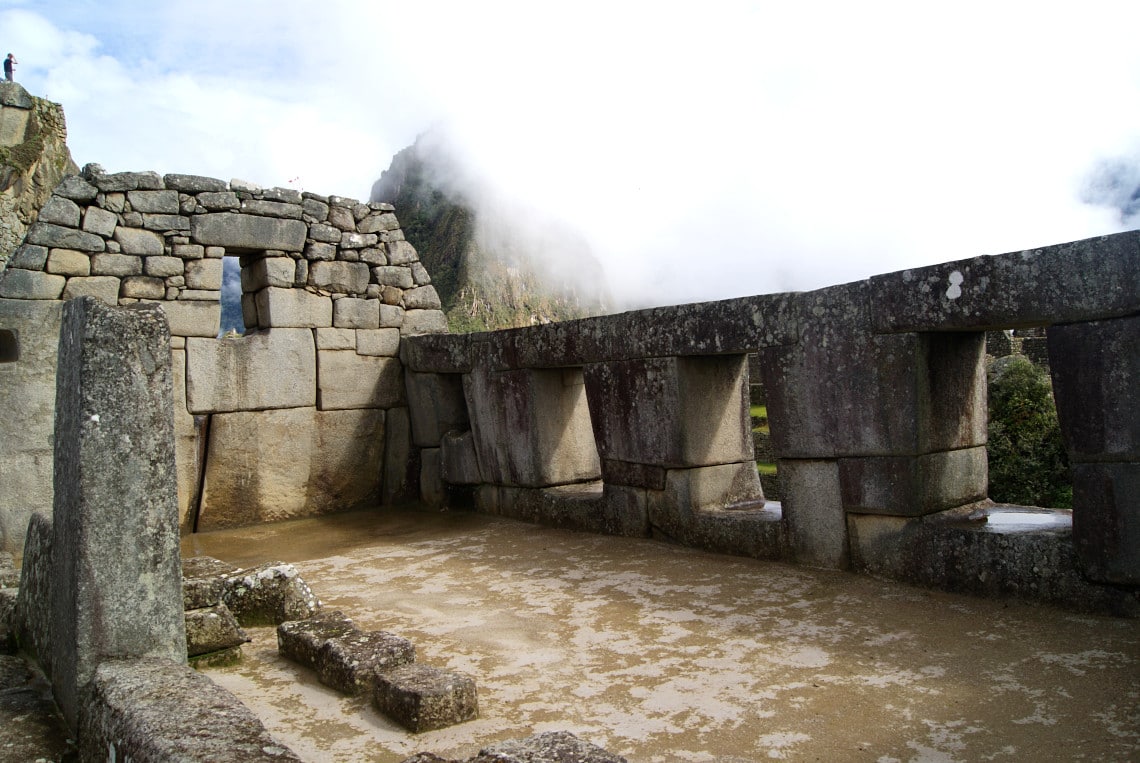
4;1;1140;308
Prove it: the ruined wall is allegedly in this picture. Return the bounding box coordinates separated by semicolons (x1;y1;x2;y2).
0;165;445;551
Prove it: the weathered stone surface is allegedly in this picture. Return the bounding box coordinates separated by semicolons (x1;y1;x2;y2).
79;658;301;761
403;285;441;310
0;268;65;298
0;551;15;588
242;199;303;219
50;299;185;730
333;296;379;328
37;195;80;226
81;205;118;237
380;303;406;328
114;225;164;255
421;448;445;506
91;252;141;276
277;610;357;668
191;212;307;252
163;173;227;192
61;275;120;303
384;407;417;505
263;187;302;204
144;254;184;277
317;350;405;409
182;556;239;609
310;260;370;294
197;407;386;529
0;653;72;762
302;198;329;221
92;170;163;191
128;189;179;214
406;371;469;447
185;603;249;657
54;174;98;201
838;448;988;517
402;309;447;335
387;239;418;265
1070;463;1140;585
357;327;401;357
26;222;105;252
45;248;90;276
197;191;240;210
243;257;295;290
315;326;356;350
316;630;415;695
222;562;321;626
8;243;48;270
373;664;477;732
156;300;221;337
185;258;223;290
142;212;190;231
372;265;414;289
120;275;165;299
186;328;315;412
441;430;481;485
254;286;332;328
471;731;627;763
780;459;849;569
304;241;337;261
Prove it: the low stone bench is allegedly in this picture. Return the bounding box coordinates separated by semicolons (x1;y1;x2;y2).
277;610;415;696
374;664;478;733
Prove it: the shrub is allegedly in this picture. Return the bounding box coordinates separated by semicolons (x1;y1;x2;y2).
986;356;1071;508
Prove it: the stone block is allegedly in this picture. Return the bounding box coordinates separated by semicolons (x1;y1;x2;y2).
372;265;414;289
327;205;355;231
8;243;48;270
197;191;240;210
255;286;332;328
143;213;190;231
185;258;223;290
386;240;418;265
120;275;166;299
196;407;386;529
421;448;445;506
838;448;988;516
465;365;600;487
81;206;118;237
144;255;184;277
186;328;316;412
474;731;627;763
221;562;321;626
26;222;105;252
46;248;90;276
113;226;165;255
191;213;307;252
357;327;400;356
373;664;477;732
333;296;380;328
184;603;249;657
50;299;185;730
403;285;441;310
163;173;228;192
179;289;220;301
406;371;469;447
15;513;53;672
780;459;849;569
384;407;417;504
243;257;295;290
157;300;220;337
91;252;142;276
315;327;356;350
316;630;416;695
62;276;120;303
128;189;180;213
1071;463;1140;585
341;232;377;249
380;303;405;328
441;430;481;484
54;175;99;201
181;556;238;609
317;350;405;409
242;199;303;219
302;198;329;221
401;309;447;335
79;658;302;761
93;170;163;191
37;195;80;227
0;269;66;298
277;610;357;669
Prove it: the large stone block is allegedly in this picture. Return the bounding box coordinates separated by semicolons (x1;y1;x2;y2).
277;610;357;668
26;222;105;252
357;327;400;356
50;299;185;730
91;252;141;276
406;370;469;447
184;603;248;657
185;258;223;290
61;275;120;303
384;406;417;504
780;459;849;569
254;286;332;328
465;365;601;487
128;189;180;213
15;513;53;673
310;261;369;294
156;300;221;337
0;269;66;299
79;658;301;761
316;350;405;410
243;257;294;290
838;447;988;517
316;630;415;695
441;430;481;484
186;328;316;413
163;173;227;193
113;226;164;255
37;195;81;227
0;299;61;554
475;731;627;763
1071;463;1140;585
333;296;379;328
401;308;447;335
220;562;321;626
81;206;118;237
583;355;752;469
190;212;307;252
196;407;385;529
373;664;478;732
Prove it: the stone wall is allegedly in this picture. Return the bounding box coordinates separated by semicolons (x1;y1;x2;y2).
0;166;445;551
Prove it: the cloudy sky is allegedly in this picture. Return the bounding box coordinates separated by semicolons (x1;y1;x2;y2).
3;1;1139;307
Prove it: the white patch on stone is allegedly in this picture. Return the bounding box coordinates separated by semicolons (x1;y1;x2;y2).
945;270;964;300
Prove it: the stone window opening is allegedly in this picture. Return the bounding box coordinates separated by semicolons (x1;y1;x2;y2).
218;255;244;337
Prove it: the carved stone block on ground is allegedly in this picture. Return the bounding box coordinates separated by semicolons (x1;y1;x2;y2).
223;562;321;626
373;664;478;732
182;555;239;609
277;610;358;669
185;603;249;657
470;731;628;763
317;630;416;695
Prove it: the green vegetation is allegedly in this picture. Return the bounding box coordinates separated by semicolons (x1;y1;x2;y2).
756;462;778;476
986;356;1071;508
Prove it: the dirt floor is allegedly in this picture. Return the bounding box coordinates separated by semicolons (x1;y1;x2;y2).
183;507;1140;762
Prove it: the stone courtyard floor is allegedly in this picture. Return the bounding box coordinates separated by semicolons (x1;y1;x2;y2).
184;507;1140;762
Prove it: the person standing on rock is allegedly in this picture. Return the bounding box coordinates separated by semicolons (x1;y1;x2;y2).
4;54;15;82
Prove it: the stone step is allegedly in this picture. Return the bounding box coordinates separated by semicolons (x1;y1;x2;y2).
374;663;478;733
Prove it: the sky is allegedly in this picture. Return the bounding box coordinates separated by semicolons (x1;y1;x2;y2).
2;0;1139;308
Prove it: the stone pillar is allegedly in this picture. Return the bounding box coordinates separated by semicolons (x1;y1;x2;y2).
759;283;988;568
1048;315;1140;584
50;298;186;731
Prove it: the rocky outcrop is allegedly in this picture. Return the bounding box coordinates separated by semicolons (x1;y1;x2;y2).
0;83;79;268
